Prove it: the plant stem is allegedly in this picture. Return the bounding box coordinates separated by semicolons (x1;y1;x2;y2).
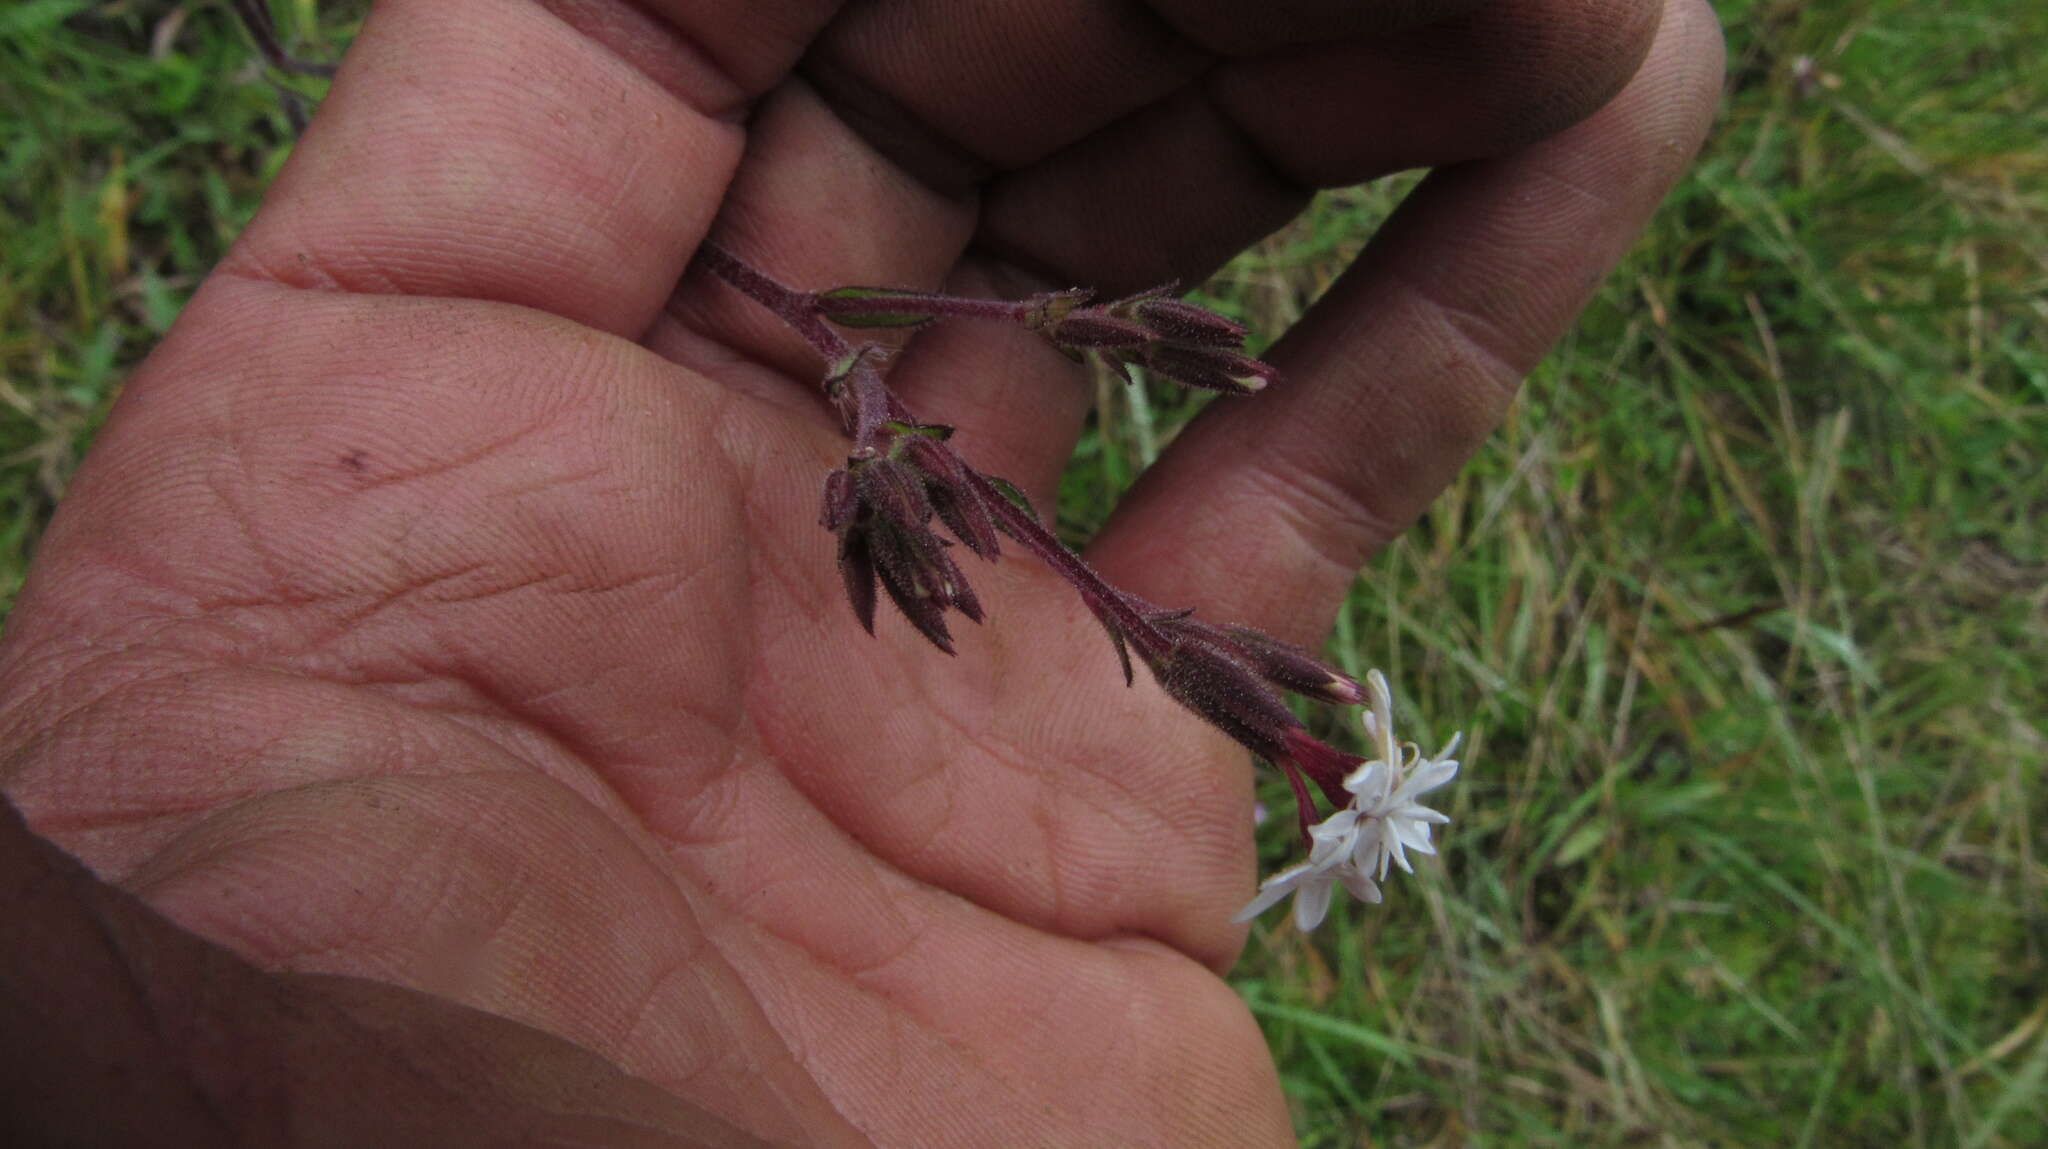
698;243;911;448
812;291;1031;325
966;470;1174;663
697;242;849;360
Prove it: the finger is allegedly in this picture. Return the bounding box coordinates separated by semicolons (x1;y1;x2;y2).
648;0;1215;409
215;0;840;340
1086;0;1726;642
858;0;1662;506
976;0;1663;292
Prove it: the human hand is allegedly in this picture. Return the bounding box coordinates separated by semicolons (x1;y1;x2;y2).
0;1;1721;1143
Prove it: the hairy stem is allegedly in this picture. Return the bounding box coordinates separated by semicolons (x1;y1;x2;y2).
696;243;848;359
964;471;1173;662
813;291;1031;325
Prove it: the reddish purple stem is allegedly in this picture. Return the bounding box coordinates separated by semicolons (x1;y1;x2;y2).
812;291;1031;325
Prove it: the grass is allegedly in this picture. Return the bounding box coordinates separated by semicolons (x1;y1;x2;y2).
4;1;2044;1145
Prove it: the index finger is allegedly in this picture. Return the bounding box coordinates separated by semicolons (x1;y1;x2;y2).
1085;0;1726;643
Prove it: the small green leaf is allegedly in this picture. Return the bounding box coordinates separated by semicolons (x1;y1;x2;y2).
982;476;1037;520
817;286;936;328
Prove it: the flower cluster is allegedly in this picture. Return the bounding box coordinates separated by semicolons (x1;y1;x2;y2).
1022;286;1281;394
822;422;999;654
1234;671;1462;932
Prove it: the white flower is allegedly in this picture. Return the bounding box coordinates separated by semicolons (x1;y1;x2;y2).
1235;670;1466;931
1232;809;1382;931
1345;670;1460;882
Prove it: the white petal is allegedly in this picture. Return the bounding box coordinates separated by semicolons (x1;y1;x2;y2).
1293;876;1335;931
1337;865;1384;905
1392;817;1438;856
1310;808;1360;855
1363;671;1398;763
1408;805;1451;825
1394;758;1459;802
1366;670;1392;715
1343;761;1393;804
1439;731;1464;759
1232;863;1311;922
1385;833;1414;875
1346;818;1382;860
1355;826;1396;882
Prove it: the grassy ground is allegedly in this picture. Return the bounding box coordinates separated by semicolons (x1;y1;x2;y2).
4;2;2043;1146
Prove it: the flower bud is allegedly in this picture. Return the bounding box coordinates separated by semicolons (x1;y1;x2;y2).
854;458;933;532
868;525;975;654
837;527;878;635
1158;618;1365;707
1144;642;1305;762
1047;312;1156;349
1132;297;1248;347
902;437;1000;560
820;468;859;532
1140;344;1278;394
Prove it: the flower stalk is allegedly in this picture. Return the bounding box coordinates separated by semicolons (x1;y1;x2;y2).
695;241;1460;928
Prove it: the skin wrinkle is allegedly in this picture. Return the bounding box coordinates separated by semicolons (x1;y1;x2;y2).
611;956;728;1090
738;556;1148;938
1131;0;1496;54
1191;70;1337;197
1237;452;1411;588
144;772;641;1016
2;659;263;784
967;85;1311;293
8;561;679;872
729;925;1043;1146
439;858;553;999
639;0;847;100
331;410;571;497
533;0;751;117
792;50;998;197
212;448;299;596
446;847;792;1111
418;651;644;804
644;294;842;423
838;896;939;989
208;0;747;340
283;562;494;649
0;640;197;775
1380;260;1532;403
22;720;319;839
476;459;618;505
752;568;1226;946
758;4;1422;327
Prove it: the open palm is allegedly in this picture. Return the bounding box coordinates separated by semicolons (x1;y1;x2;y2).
0;1;1719;1144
